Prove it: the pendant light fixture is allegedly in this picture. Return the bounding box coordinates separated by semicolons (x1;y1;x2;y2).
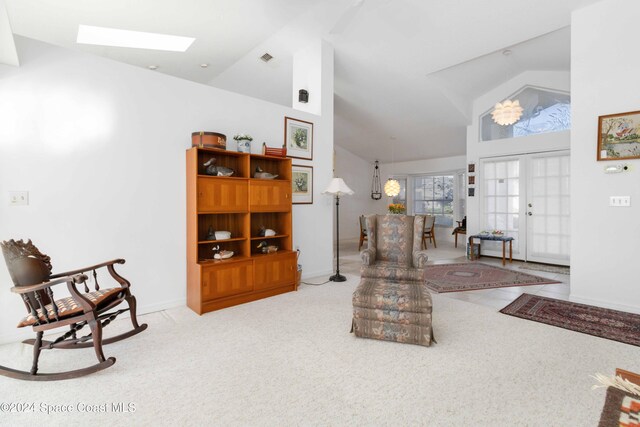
492;99;523;126
491;50;523;126
384;137;400;197
371;160;382;200
384;178;401;197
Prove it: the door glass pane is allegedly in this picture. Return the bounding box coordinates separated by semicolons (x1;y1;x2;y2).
528;154;570;262
482;159;520;252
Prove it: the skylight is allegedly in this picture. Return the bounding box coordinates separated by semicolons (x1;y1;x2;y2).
76;25;195;52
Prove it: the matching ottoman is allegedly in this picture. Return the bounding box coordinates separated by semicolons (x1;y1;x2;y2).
351;278;434;347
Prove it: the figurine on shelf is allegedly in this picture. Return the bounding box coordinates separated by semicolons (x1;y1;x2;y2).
214;251;234;260
205;226;217;241
212;245;234;260
203;158;235;176
215;231;231;240
254;166;278;180
256;241;278;253
258;226;276;237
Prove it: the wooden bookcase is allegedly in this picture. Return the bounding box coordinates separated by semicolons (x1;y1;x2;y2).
186;147;297;315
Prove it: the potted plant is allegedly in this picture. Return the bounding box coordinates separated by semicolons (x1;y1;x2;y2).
388;203;406;214
234;134;253;153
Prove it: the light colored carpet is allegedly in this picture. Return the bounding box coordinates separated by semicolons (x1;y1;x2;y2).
0;270;638;426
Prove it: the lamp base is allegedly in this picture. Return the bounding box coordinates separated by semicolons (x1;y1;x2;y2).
329;273;347;282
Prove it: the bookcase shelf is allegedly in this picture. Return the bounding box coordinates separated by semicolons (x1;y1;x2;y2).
186;147;296;315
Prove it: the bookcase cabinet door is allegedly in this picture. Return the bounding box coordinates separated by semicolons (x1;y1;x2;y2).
198;178;248;213
201;261;253;300
249;180;291;212
253;252;296;291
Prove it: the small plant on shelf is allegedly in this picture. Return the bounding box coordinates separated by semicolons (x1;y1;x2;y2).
388;203;406;214
233;134;253;141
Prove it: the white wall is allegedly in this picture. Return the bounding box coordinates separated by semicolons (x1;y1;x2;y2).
333;145;380;240
570;0;640;313
0;37;334;343
291;40;323;115
465;71;571;245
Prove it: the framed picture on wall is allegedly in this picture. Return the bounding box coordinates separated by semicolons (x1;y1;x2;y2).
285;117;314;160
468;175;475;185
597;110;640;161
468;188;475;197
468;163;475;173
292;165;313;204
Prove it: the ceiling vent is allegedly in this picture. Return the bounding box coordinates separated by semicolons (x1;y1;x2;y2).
260;53;273;63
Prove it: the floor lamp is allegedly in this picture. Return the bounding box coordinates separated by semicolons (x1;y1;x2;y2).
322;178;354;282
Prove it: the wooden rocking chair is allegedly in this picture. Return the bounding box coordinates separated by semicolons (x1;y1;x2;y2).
0;239;148;381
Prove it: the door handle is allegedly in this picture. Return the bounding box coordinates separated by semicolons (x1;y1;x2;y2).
528;203;532;208
528;212;532;216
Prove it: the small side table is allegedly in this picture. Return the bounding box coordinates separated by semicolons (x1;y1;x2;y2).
469;234;514;266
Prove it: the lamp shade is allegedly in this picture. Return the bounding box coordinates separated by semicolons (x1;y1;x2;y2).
384;179;400;197
491;99;523;126
322;178;354;196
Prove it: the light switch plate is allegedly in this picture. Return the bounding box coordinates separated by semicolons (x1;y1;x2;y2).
609;196;631;207
8;191;29;206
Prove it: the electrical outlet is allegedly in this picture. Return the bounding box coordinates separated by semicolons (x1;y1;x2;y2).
609;196;631;207
8;191;29;206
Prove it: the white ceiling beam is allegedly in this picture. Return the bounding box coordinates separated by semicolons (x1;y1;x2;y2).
0;0;19;66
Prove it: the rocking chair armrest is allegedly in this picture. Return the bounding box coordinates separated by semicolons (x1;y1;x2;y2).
10;274;89;294
49;259;126;278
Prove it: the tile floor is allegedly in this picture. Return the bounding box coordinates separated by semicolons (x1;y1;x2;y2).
337;237;571;311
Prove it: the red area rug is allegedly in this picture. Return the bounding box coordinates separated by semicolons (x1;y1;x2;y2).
424;262;559;293
501;294;640;347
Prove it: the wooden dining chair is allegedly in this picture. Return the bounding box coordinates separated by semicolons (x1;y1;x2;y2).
358;215;368;251
452;216;467;248
421;215;437;250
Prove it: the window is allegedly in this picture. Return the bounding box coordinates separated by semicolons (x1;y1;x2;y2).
413;175;454;227
391;178;407;207
480;86;570;142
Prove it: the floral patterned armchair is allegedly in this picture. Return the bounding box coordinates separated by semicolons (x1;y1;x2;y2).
360;214;429;282
353;214;433;346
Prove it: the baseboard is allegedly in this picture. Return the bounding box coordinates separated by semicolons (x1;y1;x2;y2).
0;328;33;346
569;293;640;315
137;298;185;315
301;269;335;280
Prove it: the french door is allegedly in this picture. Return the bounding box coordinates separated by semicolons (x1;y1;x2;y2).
480;151;570;266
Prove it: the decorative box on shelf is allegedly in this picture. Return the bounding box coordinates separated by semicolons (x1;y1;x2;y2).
262;142;287;157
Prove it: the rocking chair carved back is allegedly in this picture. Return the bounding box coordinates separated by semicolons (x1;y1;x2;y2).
2;239;54;311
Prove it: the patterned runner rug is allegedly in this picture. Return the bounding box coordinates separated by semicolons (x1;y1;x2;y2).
500;294;640;347
424;263;559;293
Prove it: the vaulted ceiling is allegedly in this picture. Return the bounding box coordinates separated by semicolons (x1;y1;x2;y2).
4;0;598;162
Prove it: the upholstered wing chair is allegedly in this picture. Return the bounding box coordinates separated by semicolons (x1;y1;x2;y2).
360;214;429;282
353;214;433;346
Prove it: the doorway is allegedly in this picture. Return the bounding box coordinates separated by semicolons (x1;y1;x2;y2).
479;151;570;266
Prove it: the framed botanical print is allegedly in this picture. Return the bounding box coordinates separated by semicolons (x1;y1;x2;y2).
597;110;640;160
292;165;313;204
285;117;313;160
